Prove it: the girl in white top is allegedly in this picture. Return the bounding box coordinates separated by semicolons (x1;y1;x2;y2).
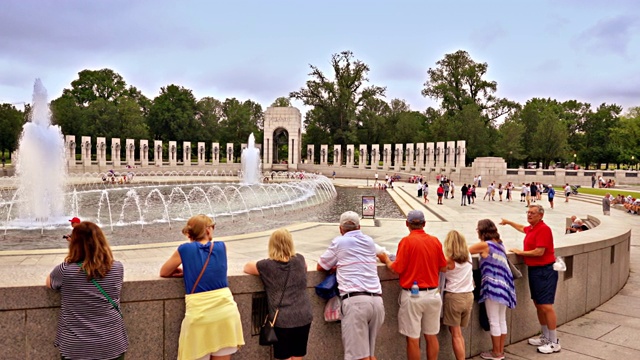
443;230;474;360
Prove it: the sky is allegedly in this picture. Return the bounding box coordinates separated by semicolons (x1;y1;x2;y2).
1;0;639;116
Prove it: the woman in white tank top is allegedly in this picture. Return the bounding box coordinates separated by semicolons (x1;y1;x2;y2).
443;230;475;360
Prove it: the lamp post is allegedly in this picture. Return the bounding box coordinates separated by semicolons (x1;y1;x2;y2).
632;155;635;171
573;153;577;170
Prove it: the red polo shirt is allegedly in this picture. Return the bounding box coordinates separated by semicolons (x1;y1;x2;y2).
391;229;446;288
523;220;555;266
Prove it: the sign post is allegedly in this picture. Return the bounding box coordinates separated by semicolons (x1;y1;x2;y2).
362;196;376;219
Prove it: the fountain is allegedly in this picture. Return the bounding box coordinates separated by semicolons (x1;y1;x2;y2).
241;133;261;184
13;79;67;224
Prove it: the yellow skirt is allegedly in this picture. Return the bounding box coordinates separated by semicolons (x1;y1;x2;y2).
178;287;245;360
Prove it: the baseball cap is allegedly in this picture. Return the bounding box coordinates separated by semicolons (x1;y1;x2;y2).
69;217;81;224
407;210;425;223
339;211;360;227
548;184;553;187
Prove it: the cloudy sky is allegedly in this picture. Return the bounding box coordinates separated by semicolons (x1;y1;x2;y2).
1;0;639;115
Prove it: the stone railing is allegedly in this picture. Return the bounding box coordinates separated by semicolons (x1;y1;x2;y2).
1;215;630;359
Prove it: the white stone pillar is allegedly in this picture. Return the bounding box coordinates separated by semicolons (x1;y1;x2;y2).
97;137;107;167
197;142;205;166
456;140;466;168
227;143;234;163
111;138;121;167
168;141;177;167
435;141;444;169
426;142;435;169
306;145;314;164
211;143;220;165
333;145;341;166
446;141;455;168
154;141;163;166
140;140;149;167
320;145;328;165
371;145;380;169
416;143;425;170
383;144;391;170
405;143;414;171
346;145;355;167
394;144;403;171
126;139;135;167
81;136;91;167
359;145;367;169
183;141;191;167
66;135;76;168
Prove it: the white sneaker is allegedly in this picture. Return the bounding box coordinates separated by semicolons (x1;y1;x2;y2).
528;334;549;346
537;340;561;354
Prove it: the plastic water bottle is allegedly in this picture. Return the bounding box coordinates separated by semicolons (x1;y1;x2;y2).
410;281;420;297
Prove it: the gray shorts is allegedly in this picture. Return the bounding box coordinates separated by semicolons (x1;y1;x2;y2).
341;295;385;360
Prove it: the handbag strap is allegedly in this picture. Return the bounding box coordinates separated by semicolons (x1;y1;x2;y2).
77;262;123;318
270;262;292;325
191;241;214;294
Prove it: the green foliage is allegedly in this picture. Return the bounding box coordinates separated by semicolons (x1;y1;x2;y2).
147;85;198;141
0;103;24;154
63;69;127;106
271;97;291;107
291;50;386;147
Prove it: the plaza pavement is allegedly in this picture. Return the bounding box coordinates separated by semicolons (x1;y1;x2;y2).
1;178;639;359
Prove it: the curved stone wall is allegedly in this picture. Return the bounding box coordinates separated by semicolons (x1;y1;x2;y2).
0;214;630;360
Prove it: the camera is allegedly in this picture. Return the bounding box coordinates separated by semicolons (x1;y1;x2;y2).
63;235;70;239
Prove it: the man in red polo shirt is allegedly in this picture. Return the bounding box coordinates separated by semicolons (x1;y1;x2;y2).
378;210;447;360
500;204;560;354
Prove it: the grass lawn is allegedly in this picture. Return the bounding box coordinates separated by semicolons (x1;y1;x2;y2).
553;186;640;197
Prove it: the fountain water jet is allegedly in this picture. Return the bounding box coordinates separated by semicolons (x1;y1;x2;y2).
15;79;67;223
241;133;261;185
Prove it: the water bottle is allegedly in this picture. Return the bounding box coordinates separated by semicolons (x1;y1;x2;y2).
410;281;420;297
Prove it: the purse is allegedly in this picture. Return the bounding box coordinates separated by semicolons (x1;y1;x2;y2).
259;265;291;346
507;257;523;279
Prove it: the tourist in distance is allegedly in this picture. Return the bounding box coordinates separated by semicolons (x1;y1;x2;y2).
317;211;384;360
63;216;81;240
564;183;571;202
442;230;474;360
603;193;611;215
378;210;447;360
46;221;128;360
160;214;244;360
501;205;561;354
547;185;555;209
469;219;516;360
243;228;313;360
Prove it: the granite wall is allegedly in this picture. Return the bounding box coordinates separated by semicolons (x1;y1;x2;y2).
0;219;630;360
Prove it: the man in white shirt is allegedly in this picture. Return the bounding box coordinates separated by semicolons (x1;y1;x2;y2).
318;211;385;360
564;183;571;202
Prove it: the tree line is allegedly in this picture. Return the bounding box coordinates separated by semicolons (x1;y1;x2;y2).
1;50;639;168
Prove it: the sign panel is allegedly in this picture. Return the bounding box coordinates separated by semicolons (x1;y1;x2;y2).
362;196;376;218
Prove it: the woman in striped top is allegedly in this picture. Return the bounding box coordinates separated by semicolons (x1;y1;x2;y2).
469;219;516;360
46;221;128;360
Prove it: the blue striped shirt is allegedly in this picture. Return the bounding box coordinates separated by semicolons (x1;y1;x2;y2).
479;241;517;309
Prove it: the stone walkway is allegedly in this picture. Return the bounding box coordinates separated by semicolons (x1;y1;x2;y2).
1;179;639;359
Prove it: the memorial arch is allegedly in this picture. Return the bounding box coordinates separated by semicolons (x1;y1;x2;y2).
263;107;301;170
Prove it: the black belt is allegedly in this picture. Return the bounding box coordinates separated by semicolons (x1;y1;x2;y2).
402;287;437;291
341;292;382;300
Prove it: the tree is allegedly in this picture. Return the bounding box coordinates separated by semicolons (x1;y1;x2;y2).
218;98;264;159
290;50;386;147
63;69;127;107
355;97;390;145
271;97;291;107
422;50;518;125
147;85;199;141
496;116;526;167
516;98;569;167
581;103;622;168
0;104;24;156
196;97;224;142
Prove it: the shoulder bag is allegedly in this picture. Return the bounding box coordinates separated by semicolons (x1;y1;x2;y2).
189;241;214;294
260;263;291;346
77;261;123;318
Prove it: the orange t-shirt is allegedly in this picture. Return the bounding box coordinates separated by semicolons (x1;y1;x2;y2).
391;229;446;288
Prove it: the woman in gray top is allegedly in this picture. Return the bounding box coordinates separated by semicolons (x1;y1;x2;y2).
244;228;313;360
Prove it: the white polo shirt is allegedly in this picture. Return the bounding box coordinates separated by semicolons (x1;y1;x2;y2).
318;230;382;296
